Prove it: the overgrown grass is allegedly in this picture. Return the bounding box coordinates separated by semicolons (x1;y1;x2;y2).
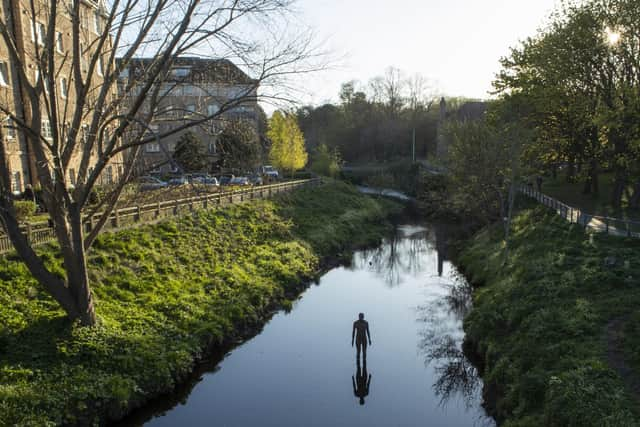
0;181;400;426
459;205;640;426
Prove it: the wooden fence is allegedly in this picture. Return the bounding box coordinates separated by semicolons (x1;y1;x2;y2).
519;185;640;239
0;178;321;255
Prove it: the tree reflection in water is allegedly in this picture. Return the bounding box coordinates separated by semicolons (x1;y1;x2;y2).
355;224;431;287
418;272;485;412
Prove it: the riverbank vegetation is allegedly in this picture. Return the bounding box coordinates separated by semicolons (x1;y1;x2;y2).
0;182;400;426
459;204;640;426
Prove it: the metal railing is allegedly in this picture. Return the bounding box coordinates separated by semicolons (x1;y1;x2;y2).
0;178;321;255
519;185;640;239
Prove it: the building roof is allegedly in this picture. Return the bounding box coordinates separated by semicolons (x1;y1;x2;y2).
119;57;257;85
454;101;487;121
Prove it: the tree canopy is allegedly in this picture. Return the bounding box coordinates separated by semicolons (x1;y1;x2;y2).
267;111;308;175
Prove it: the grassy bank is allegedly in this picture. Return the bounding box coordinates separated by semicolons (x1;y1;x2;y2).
0;181;400;426
459;205;640;426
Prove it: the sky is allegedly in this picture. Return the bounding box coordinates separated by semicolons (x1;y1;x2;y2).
289;0;559;106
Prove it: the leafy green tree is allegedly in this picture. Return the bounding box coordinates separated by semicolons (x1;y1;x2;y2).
172;131;209;172
268;111;308;175
310;144;342;177
216;120;261;171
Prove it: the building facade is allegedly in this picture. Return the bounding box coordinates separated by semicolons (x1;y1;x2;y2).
0;0;121;195
119;57;260;175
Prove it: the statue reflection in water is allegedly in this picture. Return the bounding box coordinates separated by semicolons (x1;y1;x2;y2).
352;359;372;405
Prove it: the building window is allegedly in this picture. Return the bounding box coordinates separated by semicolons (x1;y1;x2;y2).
55;32;63;53
41;120;53;140
145;142;160;152
4;117;16;139
97;57;104;76
93;11;102;34
104;166;113;184
171;67;190;78
69;168;76;186
60;78;68;98
208;142;215;154
186;104;196;113
207;104;219;116
35;22;45;46
12;171;21;194
0;61;9;87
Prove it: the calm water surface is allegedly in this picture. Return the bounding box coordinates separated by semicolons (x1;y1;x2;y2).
126;224;494;427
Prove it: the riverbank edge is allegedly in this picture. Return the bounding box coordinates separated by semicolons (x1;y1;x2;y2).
0;182;404;426
106;189;403;425
454;205;640;426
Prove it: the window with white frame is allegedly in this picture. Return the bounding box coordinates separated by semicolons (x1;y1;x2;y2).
34;22;45;46
41;120;53;139
4;117;16;139
97;57;104;76
104;165;113;184
60;77;68;98
145;142;160;152
11;171;21;194
55;32;63;53
0;61;9;87
93;11;102;34
171;67;190;78
208;142;215;154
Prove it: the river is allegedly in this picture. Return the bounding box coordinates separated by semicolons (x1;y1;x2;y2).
118;223;494;427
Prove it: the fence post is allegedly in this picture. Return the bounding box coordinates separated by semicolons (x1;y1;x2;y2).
25;223;32;245
137;206;142;222
156;202;161;219
605;218;609;234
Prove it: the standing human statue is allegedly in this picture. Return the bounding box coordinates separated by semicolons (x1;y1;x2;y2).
352;313;372;361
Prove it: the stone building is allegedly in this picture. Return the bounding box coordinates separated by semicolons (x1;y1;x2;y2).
118;57;260;175
0;0;122;194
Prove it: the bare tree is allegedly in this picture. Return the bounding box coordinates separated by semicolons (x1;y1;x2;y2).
0;0;324;326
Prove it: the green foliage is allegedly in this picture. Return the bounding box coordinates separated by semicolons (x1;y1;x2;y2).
267;111;308;176
494;0;640;209
13;201;36;222
459;206;640;425
310;144;342;177
0;182;397;425
216;119;261;171
172;131;209;172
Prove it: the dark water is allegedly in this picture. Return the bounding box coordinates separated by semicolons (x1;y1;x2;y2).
123;224;494;427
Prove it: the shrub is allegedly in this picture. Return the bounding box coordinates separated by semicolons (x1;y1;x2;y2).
13;201;36;222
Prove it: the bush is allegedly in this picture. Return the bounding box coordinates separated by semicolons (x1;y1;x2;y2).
13;201;36;222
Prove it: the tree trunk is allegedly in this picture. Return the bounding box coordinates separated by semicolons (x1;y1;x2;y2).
66;205;96;326
629;180;640;210
582;159;599;195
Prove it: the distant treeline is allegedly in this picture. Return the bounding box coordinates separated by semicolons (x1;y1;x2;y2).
295;67;475;164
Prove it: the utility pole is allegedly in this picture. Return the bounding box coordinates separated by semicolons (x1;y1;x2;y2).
412;127;416;163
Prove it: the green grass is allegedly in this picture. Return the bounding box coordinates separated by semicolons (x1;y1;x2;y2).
459;205;640;426
543;172;640;221
0;181;401;426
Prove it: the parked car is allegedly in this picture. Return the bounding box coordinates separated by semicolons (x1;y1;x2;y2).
261;165;279;180
249;174;263;186
229;176;251;186
191;174;219;186
137;176;168;191
167;176;189;186
218;175;234;185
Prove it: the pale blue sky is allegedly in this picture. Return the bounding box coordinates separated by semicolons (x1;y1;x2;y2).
292;0;558;105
